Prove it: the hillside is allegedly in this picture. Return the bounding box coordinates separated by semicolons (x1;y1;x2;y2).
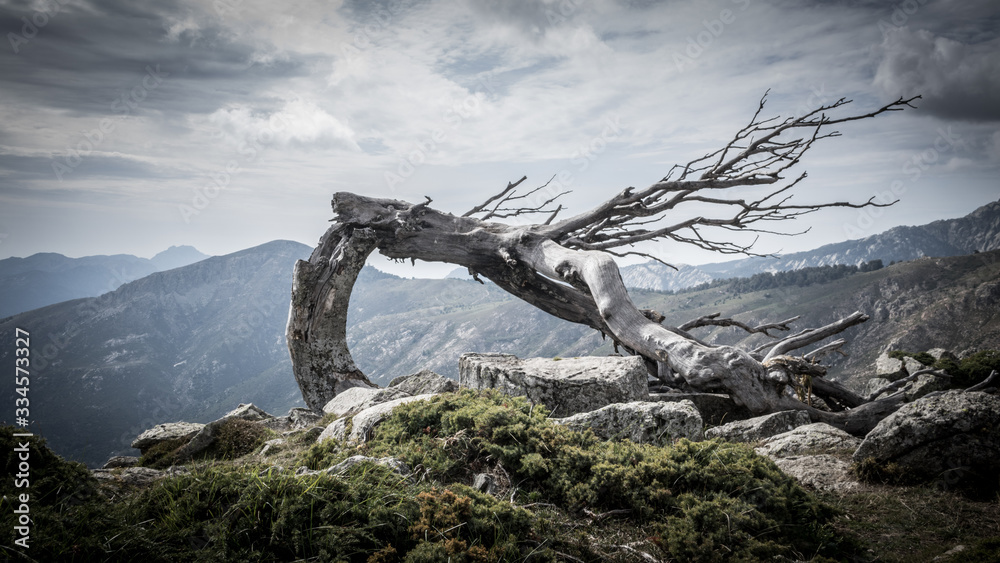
0;241;307;467
0;245;208;317
621;198;1000;291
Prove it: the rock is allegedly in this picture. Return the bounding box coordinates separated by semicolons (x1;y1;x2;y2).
705;410;812;443
932;545;967;561
460;353;648;416
875;352;905;378
902;373;950;402
755;423;861;460
174;402;274;460
322;386;380;417
285;408;323;430
927;348;957;362
862;377;890;400
651;392;753;425
131;422;205;451
772;455;861;493
853;391;1000;490
553;400;703;444
318;394;439;443
321;386;411;418
388;369;459;395
903;356;927;376
224;403;273;421
102;456;141;469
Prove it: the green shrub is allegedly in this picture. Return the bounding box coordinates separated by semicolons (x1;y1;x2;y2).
209;418;273;460
139;436;190;469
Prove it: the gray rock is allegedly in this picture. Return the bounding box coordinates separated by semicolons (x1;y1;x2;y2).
853;391;1000;487
92;467;166;488
554;400;703;444
651;392;753;426
902;373;950;402
755;423;861;459
903;356;927;376
875;351;905;378
259;438;286;456
862;377;890;400
321;386;411;418
288;408;323;429
705;410;812;443
224;403;273;421
772;455;861;493
472;473;496;495
460;353;647;416
131;422;205;451
102;456;141;469
927;348;957;362
318;393;438;443
388;369;459;395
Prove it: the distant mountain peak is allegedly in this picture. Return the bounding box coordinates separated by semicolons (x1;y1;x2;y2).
150;245;209;271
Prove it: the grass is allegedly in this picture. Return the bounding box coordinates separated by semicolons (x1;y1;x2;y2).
3;390;998;561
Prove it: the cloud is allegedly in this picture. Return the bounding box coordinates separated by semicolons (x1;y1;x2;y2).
208;99;359;150
873;27;1000;121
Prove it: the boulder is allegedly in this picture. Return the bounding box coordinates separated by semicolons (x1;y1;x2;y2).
902;356;927;376
263;407;324;432
259;438;286;456
755;423;861;460
553;400;703;444
902;373;950;402
388;369;459;395
321;386;411;418
772;455;861;493
651;392;753;425
223;403;273;421
705;410;812;443
927;348;957;362
460;353;647;416
318;393;438;443
131;422;205;451
853;391;1000;490
875;351;905;378
862;377;890;400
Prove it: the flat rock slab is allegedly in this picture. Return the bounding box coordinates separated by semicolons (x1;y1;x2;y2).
755;423;861;460
322;386;410;418
554;400;703;445
772;455;861;493
460;353;647;416
705;410;812;443
131;422;205;451
853;391;1000;486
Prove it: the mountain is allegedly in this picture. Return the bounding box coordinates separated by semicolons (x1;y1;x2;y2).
149;245;209;271
621;198;1000;290
0;246;209;317
0;241;308;467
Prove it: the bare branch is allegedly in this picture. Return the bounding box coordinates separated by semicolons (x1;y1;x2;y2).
679;313;800;337
762;311;868;362
463;176;526;217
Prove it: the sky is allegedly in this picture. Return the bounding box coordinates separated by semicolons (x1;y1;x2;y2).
0;0;998;278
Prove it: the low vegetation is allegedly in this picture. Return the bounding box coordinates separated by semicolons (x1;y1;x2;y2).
2;390;998;561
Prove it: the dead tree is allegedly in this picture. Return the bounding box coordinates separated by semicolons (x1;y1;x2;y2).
287;92;926;434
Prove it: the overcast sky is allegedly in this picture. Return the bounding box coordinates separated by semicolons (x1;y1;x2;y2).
1;0;998;277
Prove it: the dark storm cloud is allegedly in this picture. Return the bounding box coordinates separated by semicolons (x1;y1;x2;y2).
1;0;328;118
874;27;1000;121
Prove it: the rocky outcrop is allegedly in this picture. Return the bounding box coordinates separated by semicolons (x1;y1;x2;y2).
175;403;275;460
705;410;812;443
102;456;140;469
131;422;204;452
460;353;647;416
388;369;459;395
853;391;1000;489
322;386;410;418
553;400;703;445
755;423;861;459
